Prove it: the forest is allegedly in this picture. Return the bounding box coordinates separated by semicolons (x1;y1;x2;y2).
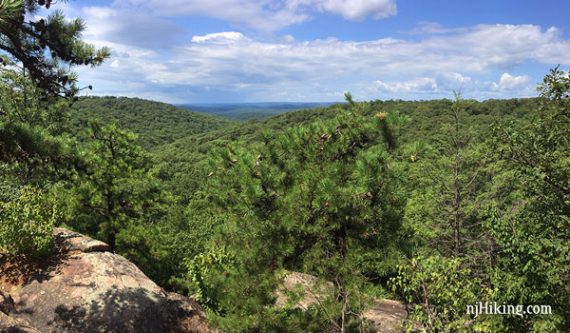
1;1;569;332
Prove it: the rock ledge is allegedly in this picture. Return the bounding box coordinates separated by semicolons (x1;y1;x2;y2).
0;229;211;333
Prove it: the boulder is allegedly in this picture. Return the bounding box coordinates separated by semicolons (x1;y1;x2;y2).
276;271;407;333
52;228;110;253
0;229;212;333
275;271;333;310
362;299;407;333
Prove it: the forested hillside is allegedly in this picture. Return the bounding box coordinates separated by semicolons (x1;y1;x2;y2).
179;102;335;120
1;2;569;332
152;97;541;200
70;96;235;148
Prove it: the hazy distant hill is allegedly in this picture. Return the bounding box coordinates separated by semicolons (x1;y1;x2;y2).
69;96;236;148
177;102;337;120
153;97;541;200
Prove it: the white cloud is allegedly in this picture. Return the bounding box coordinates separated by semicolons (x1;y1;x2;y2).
78;6;182;48
443;72;472;84
192;32;247;44
114;0;396;31
154;24;569;88
492;73;531;91
374;78;438;93
407;22;475;37
68;15;570;102
290;0;397;20
114;0;307;31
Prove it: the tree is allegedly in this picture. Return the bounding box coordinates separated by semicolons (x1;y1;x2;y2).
70;122;145;249
391;254;481;332
0;0;109;188
63;122;172;254
392;95;496;332
399;93;495;261
0;68;81;188
0;0;110;97
487;67;570;332
0;0;108;259
185;95;407;332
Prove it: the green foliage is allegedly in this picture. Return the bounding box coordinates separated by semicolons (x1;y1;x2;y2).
0;51;74;260
0;186;59;257
2;29;568;333
400;96;492;257
184;97;408;331
154;97;540;202
69;97;235;149
0;0;110;97
391;254;482;332
184;247;234;311
181;102;335;120
0;69;80;189
63;122;169;250
49;121;186;287
395;160;491;331
0;121;80;182
0;68;70;133
485;66;570;332
152;103;340;202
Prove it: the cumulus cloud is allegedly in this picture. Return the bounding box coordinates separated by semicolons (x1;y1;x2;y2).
80;6;181;48
150;24;569;89
492;73;531;91
290;0;397;20
321;0;397;20
113;0;396;31
443;72;472;84
374;78;438;93
192;32;247;44
66;6;570;103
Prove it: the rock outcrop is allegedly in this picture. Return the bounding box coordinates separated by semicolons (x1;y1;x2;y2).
362;299;407;333
0;228;211;333
276;271;407;333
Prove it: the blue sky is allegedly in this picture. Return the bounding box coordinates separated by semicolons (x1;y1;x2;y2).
54;0;570;103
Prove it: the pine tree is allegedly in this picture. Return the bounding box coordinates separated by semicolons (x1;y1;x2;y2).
0;0;109;185
63;122;171;254
186;94;407;332
0;0;110;97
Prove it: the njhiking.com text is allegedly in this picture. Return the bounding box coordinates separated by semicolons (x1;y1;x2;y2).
467;302;552;318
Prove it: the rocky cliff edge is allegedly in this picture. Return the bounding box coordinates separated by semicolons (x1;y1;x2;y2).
0;228;211;333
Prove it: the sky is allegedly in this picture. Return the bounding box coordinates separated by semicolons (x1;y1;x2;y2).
50;0;570;103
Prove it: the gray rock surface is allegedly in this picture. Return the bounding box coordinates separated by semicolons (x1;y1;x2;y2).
52;228;110;253
0;311;41;333
0;229;211;333
362;299;407;333
276;271;407;333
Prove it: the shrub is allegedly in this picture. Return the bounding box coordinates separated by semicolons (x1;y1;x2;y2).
0;186;59;257
391;254;483;332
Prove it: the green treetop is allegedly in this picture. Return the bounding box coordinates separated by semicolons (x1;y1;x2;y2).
0;0;110;97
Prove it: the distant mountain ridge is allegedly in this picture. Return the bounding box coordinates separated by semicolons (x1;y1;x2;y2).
153;97;542;201
177;102;338;120
69;96;235;148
